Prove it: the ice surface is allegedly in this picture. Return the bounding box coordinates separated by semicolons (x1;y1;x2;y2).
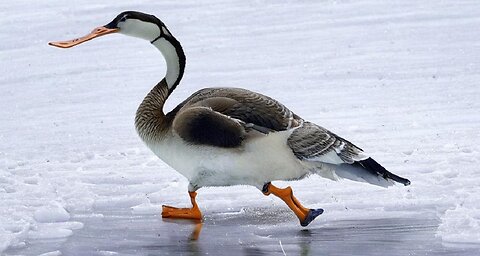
6;209;480;256
1;0;480;254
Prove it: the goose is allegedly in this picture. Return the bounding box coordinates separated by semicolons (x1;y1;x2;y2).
49;11;410;227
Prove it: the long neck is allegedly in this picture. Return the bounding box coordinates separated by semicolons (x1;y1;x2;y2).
153;36;186;92
135;35;185;141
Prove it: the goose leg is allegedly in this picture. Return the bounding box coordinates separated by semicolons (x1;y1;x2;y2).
262;182;323;226
162;191;202;220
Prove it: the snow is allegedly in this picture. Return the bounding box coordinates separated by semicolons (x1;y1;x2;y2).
131;200;163;215
38;251;62;256
28;228;73;240
1;0;480;254
34;203;70;223
437;201;480;245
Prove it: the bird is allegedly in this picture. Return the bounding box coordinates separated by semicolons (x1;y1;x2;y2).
49;11;410;227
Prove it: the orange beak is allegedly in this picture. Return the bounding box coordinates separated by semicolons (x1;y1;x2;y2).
49;26;119;48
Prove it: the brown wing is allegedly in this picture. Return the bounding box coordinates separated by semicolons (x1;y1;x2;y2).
169;87;302;148
174;88;302;132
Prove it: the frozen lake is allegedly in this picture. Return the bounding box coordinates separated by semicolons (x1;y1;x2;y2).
1;0;480;254
5;209;477;256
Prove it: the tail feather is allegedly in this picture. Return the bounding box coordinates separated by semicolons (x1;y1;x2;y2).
356;157;411;186
321;157;411;187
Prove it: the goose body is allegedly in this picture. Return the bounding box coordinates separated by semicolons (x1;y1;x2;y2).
147;121;305;189
138;86;327;189
50;11;410;226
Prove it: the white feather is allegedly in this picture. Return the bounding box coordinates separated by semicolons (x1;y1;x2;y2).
152;38;180;88
304;150;346;165
118;19;160;41
145;130;313;189
325;163;394;187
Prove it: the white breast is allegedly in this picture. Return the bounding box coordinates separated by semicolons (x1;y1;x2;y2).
145;130;310;189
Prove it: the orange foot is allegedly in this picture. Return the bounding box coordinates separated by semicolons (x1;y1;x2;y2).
162;191;202;220
263;182;323;227
161;205;202;219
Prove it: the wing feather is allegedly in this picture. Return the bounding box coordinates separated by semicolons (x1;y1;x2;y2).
173;106;246;147
287;121;367;164
175;88;301;132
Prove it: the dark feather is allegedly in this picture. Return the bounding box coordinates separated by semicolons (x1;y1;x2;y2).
355;157;411;186
173;107;245;148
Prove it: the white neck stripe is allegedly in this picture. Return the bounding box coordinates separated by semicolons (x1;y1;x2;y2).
152;38;180;89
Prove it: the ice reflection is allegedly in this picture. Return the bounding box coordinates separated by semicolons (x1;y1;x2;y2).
6;210;478;256
190;222;203;241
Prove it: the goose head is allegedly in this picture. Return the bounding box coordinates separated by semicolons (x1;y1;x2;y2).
49;11;171;48
50;11;185;90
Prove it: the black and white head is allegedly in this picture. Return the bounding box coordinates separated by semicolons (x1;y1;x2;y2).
49;11;174;48
105;11;173;43
49;11;185;89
